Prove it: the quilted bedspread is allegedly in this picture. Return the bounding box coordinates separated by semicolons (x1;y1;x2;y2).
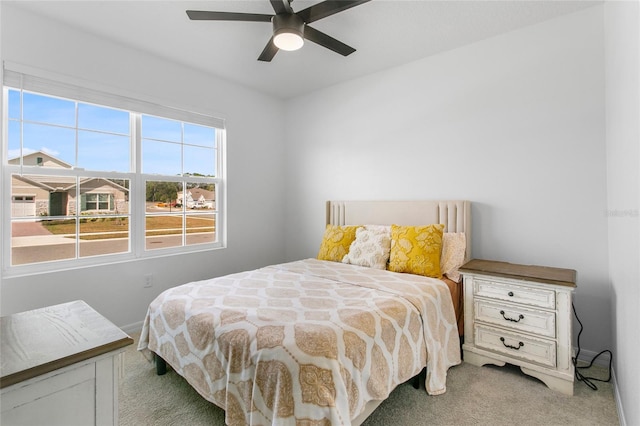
138;259;461;425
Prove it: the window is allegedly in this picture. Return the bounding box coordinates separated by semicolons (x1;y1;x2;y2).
142;115;219;251
2;68;225;274
83;193;113;211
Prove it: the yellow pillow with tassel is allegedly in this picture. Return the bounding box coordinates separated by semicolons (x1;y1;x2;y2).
388;224;445;278
317;225;360;262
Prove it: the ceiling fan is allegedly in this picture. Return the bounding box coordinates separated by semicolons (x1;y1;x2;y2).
186;0;371;62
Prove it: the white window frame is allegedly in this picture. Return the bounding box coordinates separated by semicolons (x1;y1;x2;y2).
83;193;112;211
1;64;226;277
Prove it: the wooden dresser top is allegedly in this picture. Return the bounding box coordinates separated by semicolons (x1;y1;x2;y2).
459;259;577;288
1;300;133;389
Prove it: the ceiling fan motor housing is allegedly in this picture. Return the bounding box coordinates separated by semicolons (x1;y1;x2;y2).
272;14;305;50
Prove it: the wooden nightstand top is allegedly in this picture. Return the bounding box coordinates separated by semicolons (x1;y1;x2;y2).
459;259;576;288
0;300;133;389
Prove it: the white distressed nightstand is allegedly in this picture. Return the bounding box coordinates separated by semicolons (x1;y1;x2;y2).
1;300;133;425
460;259;576;395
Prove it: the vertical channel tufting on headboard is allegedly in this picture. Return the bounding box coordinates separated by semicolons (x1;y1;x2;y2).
438;200;468;233
327;201;346;226
436;202;448;231
326;200;472;260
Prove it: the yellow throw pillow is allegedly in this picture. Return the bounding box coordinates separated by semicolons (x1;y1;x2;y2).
388;224;445;278
317;225;360;262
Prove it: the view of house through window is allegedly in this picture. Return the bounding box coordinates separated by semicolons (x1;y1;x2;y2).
144;181;217;250
4;84;223;270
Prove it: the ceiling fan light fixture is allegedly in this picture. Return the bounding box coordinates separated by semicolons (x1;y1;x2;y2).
272;14;304;51
274;30;304;51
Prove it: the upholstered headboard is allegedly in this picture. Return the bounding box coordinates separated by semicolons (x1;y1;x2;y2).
326;200;472;262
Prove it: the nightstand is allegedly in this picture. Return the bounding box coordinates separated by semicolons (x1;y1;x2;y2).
1;301;133;425
460;259;576;395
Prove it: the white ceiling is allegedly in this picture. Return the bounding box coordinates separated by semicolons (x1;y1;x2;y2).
8;0;600;99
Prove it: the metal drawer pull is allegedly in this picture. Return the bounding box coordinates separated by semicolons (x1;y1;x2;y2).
500;310;524;322
500;337;524;350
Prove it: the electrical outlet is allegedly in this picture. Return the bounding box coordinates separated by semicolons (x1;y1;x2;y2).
144;274;153;288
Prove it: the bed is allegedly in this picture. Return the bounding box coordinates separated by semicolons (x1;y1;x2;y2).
138;199;471;425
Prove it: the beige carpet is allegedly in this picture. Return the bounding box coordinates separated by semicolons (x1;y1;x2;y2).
120;333;619;426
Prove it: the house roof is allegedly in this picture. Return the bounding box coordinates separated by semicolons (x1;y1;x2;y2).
10;151;128;193
9;151;73;169
13;175;128;193
179;188;215;200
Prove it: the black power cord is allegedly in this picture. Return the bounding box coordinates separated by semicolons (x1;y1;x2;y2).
571;302;613;390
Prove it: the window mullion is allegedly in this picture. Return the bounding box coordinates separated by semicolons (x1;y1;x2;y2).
133;113;143;258
19;88;24;171
74;103;80;260
181;122;186;248
75;176;80;260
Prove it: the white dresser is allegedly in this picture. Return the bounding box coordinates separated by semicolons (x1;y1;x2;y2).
1;301;133;425
460;259;576;395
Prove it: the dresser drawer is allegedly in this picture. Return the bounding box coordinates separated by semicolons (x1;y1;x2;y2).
474;300;556;338
474;279;555;309
474;324;556;368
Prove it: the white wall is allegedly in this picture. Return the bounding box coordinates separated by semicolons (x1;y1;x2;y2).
0;4;287;330
604;1;640;425
284;7;610;354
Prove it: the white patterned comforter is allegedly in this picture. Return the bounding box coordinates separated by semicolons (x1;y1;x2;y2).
138;259;461;425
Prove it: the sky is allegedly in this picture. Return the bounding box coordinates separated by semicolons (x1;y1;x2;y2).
7;89;217;176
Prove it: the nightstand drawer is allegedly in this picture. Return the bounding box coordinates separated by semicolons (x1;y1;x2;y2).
474;325;556;368
474;300;556;338
474;279;555;309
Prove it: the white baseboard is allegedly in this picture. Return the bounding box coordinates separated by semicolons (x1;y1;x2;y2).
612;367;627;426
575;349;626;426
121;320;144;335
574;346;612;368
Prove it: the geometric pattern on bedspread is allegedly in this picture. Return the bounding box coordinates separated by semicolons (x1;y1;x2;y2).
138;258;461;426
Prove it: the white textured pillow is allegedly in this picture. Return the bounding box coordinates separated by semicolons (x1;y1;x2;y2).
363;224;391;235
342;226;391;269
441;232;466;282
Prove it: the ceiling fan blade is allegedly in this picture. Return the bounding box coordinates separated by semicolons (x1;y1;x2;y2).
258;37;279;62
186;10;273;22
303;25;356;56
297;0;371;24
269;0;292;15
